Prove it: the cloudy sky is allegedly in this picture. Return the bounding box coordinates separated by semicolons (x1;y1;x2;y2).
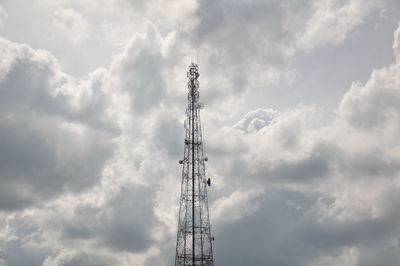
0;0;400;265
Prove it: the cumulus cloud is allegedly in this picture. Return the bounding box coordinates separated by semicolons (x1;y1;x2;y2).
297;0;382;50
180;0;300;96
0;1;399;266
173;0;383;104
0;184;160;266
0;37;117;210
110;23;166;114
0;19;182;265
62;186;158;252
212;188;263;223
234;108;279;133
339;24;400;130
204;23;400;265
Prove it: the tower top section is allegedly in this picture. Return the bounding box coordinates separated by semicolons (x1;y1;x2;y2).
187;63;200;81
187;63;200;94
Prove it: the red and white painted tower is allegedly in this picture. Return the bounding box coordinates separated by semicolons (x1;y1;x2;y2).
175;63;214;266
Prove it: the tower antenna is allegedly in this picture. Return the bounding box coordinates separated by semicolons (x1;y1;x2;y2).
175;63;214;265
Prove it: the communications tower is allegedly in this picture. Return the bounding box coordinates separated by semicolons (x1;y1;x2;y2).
175;63;214;266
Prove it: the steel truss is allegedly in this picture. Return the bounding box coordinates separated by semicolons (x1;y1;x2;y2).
175;63;214;266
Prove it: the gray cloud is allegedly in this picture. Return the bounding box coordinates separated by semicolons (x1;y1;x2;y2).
205;22;400;266
0;185;159;266
212;186;400;266
61;185;157;252
0;1;399;266
60;253;118;266
0;37;116;210
0;214;49;266
173;0;382;105
111;23;166;114
150;110;184;158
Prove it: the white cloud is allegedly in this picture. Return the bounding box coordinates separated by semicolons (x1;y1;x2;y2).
0;37;117;210
0;1;399;266
52;8;91;43
234;108;280;133
0;5;7;29
394;22;400;61
297;0;382;50
212;189;263;223
0;20;184;265
110;22;166;114
309;247;359;266
339;23;400;130
204;22;400;265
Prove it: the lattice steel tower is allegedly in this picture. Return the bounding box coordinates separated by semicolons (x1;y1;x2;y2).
175;63;214;266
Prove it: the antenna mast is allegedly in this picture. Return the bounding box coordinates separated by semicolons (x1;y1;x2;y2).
175;63;214;265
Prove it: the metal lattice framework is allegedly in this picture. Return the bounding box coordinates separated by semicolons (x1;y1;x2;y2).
175;63;214;266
